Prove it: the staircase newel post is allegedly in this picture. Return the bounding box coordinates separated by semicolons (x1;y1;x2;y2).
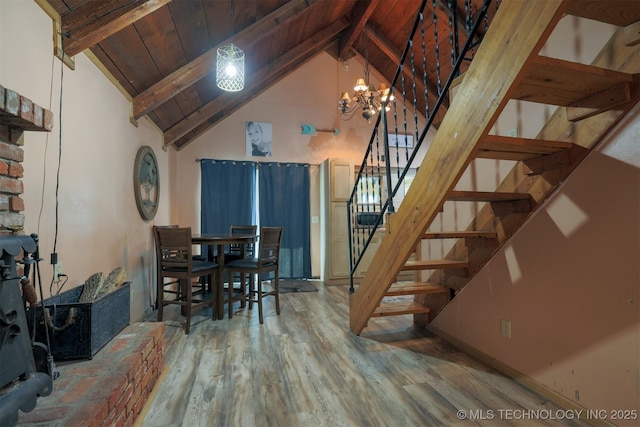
347;199;355;294
381;110;395;214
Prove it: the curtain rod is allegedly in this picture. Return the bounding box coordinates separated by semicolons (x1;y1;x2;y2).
195;158;319;167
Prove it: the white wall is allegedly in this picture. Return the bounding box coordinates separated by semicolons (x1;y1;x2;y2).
1;0;168;321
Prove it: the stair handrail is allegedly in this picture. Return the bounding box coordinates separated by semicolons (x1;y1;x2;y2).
347;0;494;292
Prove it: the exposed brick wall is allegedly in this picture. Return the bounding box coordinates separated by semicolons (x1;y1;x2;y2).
1;86;163;426
17;322;166;427
0;84;53;235
0;128;26;234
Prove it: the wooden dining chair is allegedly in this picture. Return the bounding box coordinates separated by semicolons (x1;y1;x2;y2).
225;225;257;261
224;225;257;310
225;226;283;323
153;226;218;333
153;224;209;301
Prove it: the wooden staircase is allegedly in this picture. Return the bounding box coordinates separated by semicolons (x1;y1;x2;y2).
350;0;639;334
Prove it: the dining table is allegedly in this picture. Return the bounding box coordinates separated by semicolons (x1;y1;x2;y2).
192;233;257;320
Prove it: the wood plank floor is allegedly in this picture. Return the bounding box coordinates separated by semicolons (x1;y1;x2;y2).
139;282;588;427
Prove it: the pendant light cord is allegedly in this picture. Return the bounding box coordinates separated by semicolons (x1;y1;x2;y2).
364;27;370;85
231;0;235;37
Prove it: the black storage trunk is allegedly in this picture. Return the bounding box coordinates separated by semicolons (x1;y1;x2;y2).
33;282;130;360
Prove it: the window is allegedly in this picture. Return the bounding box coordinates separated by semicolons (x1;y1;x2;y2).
356;176;381;205
353;168;417;228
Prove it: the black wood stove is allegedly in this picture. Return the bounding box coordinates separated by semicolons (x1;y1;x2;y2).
0;235;52;426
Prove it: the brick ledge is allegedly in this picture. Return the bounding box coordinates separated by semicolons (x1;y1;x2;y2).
17;322;165;427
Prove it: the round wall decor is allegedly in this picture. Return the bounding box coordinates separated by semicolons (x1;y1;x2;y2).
134;146;159;220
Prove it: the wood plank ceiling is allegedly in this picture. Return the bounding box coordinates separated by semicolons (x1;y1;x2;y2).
45;0;493;150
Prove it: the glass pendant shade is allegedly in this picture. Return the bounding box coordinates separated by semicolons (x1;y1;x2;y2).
216;43;245;92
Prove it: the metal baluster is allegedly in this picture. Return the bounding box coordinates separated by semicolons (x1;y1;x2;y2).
374;127;383;216
354;167;363;278
401;71;408;169
392;86;400;172
448;0;456;67
420;10;430;120
465;0;472;34
347;198;354;293
375;123;382;185
432;0;442;95
408;39;417;165
382;110;394;215
365;150;372;217
485;0;497;33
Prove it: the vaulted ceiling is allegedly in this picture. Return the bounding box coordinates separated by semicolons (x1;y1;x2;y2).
42;0;495;150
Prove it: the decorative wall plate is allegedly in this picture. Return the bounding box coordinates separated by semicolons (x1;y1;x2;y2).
134;146;159;220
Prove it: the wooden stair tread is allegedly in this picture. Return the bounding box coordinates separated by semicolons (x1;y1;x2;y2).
476;135;575;160
513;55;635;107
447;190;531;202
402;259;468;270
372;301;430;317
423;231;497;239
387;282;449;296
566;0;640;27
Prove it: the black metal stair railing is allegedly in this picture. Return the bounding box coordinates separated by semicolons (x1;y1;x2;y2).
347;0;497;292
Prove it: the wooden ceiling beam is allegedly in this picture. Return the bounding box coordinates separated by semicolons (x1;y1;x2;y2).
60;0;171;57
338;0;381;60
366;24;448;111
164;18;350;149
132;0;320;120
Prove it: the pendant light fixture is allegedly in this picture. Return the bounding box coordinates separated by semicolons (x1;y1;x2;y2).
217;0;244;92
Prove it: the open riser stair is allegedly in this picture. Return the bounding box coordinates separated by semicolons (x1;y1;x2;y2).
350;0;639;334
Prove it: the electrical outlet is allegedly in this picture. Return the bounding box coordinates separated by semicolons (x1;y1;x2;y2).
501;319;511;338
508;128;518;137
54;262;63;280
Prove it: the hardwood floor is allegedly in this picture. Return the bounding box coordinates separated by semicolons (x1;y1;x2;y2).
139;283;587;427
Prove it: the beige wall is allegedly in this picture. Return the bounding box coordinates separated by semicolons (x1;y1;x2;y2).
1;0;168;321
4;3;638;417
0;0;395;302
173;51;405;277
430;15;640;421
431;105;640;420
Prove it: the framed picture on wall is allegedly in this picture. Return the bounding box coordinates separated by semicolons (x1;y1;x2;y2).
246;121;273;157
388;133;414;149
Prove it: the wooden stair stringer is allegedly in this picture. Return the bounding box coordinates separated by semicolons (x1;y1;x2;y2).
349;0;569;335
421;23;640;322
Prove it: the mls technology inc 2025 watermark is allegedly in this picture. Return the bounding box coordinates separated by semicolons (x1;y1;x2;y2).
456;408;638;422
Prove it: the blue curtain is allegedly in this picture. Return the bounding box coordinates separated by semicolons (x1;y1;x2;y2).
200;159;256;233
259;162;311;279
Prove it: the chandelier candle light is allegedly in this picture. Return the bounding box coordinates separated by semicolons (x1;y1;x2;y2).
338;82;393;122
